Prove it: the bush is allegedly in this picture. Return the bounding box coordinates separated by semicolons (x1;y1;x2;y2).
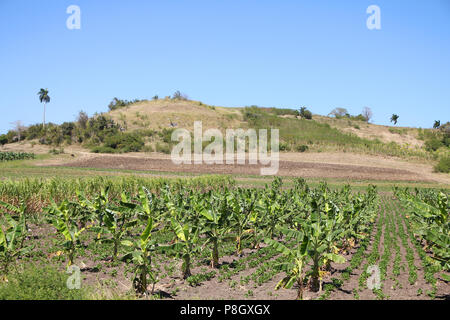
299;107;312;120
425;138;443;152
0;135;7;147
103;133;144;152
0;265;89;300
295;145;309;152
49;148;65;155
434;157;450;173
91;146;118;154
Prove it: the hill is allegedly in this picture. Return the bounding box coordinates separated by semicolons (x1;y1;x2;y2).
0;97;448;173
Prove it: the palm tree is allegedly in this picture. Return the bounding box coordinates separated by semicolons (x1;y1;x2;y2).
390;114;399;125
38;88;50;129
433;120;441;129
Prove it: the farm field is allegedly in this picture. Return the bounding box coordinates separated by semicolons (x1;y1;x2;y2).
0;172;448;300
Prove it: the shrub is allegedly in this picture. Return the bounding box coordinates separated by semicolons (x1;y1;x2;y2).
172;91;188;100
49;148;65;155
0;135;7;147
434;157;450;173
299;107;312;120
296;145;309;152
279;142;290;151
425;138;443;152
103;133;144;152
91;146;117;154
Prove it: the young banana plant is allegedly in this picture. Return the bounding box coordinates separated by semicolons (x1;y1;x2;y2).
228;188;257;256
265;228;309;300
0;201;30;278
45;201;86;266
304;209;346;292
200;194;231;268
121;217;159;296
96;193;139;262
167;218;200;279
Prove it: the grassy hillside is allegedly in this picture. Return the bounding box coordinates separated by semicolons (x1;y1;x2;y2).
1;97;449;171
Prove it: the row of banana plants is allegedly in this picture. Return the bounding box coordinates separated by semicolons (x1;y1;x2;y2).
1;178;379;299
0;151;35;161
394;187;449;275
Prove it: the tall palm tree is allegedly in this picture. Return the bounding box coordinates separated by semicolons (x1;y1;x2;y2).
390;114;399;125
38;88;50;129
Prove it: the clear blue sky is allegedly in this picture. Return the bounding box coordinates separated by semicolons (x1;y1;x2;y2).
1;0;449;134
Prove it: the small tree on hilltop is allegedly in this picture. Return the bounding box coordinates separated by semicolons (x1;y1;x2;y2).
172;91;188;101
328;108;348;118
299;107;312;120
390;114;399;125
362;107;373;122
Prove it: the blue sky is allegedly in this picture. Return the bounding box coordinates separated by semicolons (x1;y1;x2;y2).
1;0;449;134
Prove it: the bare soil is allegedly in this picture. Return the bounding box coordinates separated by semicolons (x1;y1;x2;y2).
52;153;442;183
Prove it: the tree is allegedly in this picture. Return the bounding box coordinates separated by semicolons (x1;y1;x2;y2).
11;120;25;142
0;135;7;148
433;120;441;129
299;107;312;120
38;89;50;129
390;114;399;125
172;91;188;100
362;107;373;122
77;111;89;129
328;108;349;118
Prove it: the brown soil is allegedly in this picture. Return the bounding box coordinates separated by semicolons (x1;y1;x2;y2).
52;154;440;183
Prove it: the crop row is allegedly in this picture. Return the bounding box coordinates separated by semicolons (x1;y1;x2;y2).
0;178;379;299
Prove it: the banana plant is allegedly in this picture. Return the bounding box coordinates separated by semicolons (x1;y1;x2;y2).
264;228;309;300
305;212;346;292
121;217;158;295
167;218;200;279
94;193;139;261
76;187;111;227
0;203;30;278
228;188;257;255
0;200;29;249
45;201;86;266
200;193;231;268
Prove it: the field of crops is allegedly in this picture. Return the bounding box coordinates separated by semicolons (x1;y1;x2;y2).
0;152;35;162
0;176;448;300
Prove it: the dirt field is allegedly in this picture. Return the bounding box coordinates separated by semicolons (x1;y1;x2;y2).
48;152;449;184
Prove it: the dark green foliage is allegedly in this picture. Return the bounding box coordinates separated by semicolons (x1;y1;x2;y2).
98;133;145;153
108;97;147;111
299;107;312;120
0;152;35;161
295;145;309;152
0;135;7;147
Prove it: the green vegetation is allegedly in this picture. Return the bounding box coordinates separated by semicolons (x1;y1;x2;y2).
108;97;148;111
395;188;449;272
0;265;89;300
0;152;35;161
434;156;450;173
0;175;447;300
242;106;431;159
